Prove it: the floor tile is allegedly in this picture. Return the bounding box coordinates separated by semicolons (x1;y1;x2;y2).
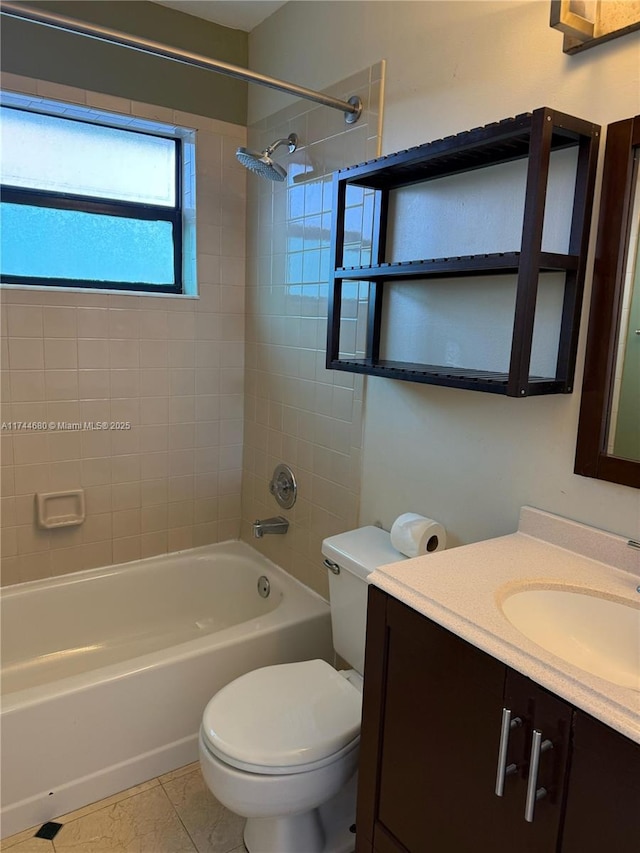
54;780;159;827
51;786;196;853
0;838;54;853
161;768;245;853
157;762;199;785
1;826;38;850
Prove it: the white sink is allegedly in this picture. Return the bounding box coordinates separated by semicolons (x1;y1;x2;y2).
500;587;640;691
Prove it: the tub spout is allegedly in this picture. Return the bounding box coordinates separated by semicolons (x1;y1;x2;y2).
253;516;289;538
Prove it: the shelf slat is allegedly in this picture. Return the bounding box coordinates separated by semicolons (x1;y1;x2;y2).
329;358;565;396
339;109;598;190
335;251;579;281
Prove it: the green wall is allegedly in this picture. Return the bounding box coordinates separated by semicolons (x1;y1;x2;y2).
1;1;248;125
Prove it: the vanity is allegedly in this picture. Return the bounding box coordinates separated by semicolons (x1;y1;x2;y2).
356;508;640;852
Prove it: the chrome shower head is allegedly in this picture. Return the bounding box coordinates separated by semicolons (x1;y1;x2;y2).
236;133;298;182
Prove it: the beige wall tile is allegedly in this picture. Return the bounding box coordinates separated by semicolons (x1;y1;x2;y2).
78;339;109;369
81;458;111;486
13;433;49;466
45;370;79;401
14;463;49;496
140;369;170;397
108;310;139;339
111;454;141;484
139;310;169;339
139;424;169;452
51;546;84;576
1;80;246;586
141;504;168;533
113;508;141;539
140;530;168;559
9;338;44;370
140;339;168;368
44;339;78;369
81;540;112;571
1;526;18;558
167;526;193;552
112;535;141;564
141;478;168;507
7;305;43;337
47;431;81;462
10;370;45;402
78;369;110;400
1;555;22;586
47;400;80;423
240;72;377;593
85;485;112;514
168;475;194;503
141;452;168;480
43;306;77;338
82;513;112;544
18;551;51;582
49;460;81;490
77;308;109;338
111;482;141;511
1;496;16;528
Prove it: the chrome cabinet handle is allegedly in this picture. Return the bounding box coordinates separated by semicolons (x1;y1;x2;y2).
525;729;553;822
495;708;522;797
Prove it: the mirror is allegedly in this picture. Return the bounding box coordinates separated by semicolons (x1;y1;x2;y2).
575;115;640;488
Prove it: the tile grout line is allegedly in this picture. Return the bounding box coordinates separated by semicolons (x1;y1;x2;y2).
155;780;199;853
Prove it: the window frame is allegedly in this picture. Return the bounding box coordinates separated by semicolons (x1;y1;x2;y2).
0;106;185;295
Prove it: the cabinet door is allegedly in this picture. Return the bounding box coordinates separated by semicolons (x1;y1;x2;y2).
499;670;573;853
361;590;509;852
561;711;640;852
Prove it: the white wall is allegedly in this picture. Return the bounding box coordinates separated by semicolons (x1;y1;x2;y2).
250;1;640;545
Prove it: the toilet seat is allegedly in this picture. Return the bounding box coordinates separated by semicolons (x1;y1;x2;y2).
201;659;362;775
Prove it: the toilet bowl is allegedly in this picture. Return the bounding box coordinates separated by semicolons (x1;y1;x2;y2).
199;526;405;853
199;659;362;853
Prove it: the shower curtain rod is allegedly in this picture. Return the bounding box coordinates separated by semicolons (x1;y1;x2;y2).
0;2;363;124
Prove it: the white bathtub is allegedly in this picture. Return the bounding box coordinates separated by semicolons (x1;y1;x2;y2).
0;541;333;838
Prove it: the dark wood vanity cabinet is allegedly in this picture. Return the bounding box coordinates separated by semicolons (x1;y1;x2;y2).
561;711;640;853
357;586;640;853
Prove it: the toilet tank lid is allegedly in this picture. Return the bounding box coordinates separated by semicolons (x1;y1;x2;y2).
322;526;405;580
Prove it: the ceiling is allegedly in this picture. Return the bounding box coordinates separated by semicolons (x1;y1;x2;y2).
153;1;288;32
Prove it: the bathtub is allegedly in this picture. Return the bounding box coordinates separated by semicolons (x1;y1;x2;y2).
0;541;333;838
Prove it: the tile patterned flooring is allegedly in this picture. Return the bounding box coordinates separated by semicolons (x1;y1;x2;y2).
1;763;246;853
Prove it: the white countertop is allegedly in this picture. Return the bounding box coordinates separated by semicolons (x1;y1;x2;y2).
368;507;640;744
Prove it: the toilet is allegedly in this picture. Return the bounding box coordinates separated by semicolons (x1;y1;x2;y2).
198;526;404;853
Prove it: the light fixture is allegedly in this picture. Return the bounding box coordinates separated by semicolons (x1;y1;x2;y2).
550;0;640;53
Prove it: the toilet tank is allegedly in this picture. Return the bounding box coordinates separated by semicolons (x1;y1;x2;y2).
322;526;405;675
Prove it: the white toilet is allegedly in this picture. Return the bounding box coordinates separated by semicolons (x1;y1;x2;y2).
198;526;404;853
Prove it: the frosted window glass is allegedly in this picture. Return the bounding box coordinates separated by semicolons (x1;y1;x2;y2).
1;108;176;206
1;203;174;285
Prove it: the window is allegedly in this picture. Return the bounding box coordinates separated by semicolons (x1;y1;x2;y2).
1;101;190;294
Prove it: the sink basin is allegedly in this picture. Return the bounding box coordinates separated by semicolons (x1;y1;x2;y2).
500;587;640;691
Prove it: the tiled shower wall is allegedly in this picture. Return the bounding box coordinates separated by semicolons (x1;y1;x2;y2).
241;64;384;598
0;74;246;586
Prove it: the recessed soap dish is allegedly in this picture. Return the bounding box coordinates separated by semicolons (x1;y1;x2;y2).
36;489;86;529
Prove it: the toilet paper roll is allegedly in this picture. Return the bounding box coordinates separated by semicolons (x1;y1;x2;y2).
390;513;446;558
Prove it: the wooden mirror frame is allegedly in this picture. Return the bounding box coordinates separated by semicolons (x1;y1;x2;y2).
575;115;640;489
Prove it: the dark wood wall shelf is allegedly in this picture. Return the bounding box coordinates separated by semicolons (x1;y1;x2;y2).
327;107;600;397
